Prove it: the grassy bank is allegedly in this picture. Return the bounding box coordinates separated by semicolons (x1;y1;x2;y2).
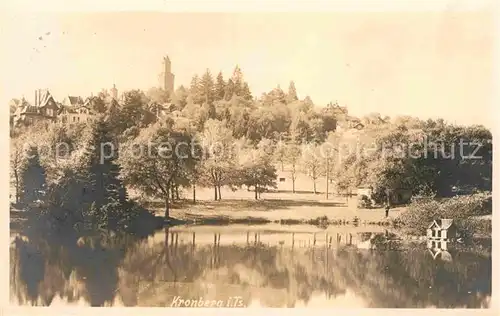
11;187;492;238
137;187;406;227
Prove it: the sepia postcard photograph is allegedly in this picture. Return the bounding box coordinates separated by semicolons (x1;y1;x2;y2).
2;0;498;312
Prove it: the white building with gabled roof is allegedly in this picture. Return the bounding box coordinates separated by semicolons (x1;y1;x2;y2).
427;219;458;241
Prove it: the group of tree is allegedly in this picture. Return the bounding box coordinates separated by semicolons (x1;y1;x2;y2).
10;116;139;231
120;118;279;217
10;64;493;230
328;120;492;203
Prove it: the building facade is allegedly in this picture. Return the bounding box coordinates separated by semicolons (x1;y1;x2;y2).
427;219;458;241
12;90;59;126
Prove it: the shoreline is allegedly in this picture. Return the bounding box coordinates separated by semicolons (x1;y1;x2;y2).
10;195;492;239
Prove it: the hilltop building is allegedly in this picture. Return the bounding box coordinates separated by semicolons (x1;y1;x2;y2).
12;89;59;126
10;56;176;128
57;97;93;124
110;84;118;100
159;56;175;95
62;95;85;107
11;84;118;127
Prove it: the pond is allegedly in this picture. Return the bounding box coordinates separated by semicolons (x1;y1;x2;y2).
10;224;492;308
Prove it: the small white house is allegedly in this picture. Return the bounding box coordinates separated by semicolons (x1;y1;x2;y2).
427;219;458;241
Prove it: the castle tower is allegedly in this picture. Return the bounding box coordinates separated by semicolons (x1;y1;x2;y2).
161;56;175;95
111;84;118;100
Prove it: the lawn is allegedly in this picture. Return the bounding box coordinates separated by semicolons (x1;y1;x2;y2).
135;187;407;224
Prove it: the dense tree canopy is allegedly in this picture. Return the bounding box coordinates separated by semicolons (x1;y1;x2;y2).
9;64;492;230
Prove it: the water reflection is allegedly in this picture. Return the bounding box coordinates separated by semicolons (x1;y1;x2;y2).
10;226;492;308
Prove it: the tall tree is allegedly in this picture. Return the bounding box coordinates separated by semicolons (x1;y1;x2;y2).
301;144;323;194
262;86;287;106
274;137;288;171
200;119;239;200
214;72;226;101
171;85;189;111
289;112;311;144
241;82;253;101
182;96;208;132
287;81;298;103
285;143;302;193
303;96;313;106
120;123;198;219
199;69;215;104
224;79;235;101
79;118;127;206
308;114;327;143
87;96;107;114
10;137;25;203
146;87;170;105
20;146;47;204
231;65;244;95
322;132;339;199
239;142;278;200
70;117;128;226
190;75;201;104
112;90;150;135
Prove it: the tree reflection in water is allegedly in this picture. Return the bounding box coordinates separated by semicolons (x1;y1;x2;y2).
10;229;491;308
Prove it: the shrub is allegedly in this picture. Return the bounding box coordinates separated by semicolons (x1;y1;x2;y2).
357;194;372;209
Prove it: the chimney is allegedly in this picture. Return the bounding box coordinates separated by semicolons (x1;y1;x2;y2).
35;90;38;106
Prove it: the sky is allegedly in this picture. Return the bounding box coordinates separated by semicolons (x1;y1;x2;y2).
1;9;495;127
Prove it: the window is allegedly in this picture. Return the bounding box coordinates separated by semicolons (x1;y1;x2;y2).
73;117;76;122
437;230;441;238
279;178;286;182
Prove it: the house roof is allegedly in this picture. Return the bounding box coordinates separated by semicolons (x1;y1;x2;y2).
66;96;84;106
20;105;40;114
38;90;56;108
13;99;31;114
83;97;92;107
378;116;388;124
353;122;365;129
428;219;454;229
11;99;24;108
58;106;77;114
